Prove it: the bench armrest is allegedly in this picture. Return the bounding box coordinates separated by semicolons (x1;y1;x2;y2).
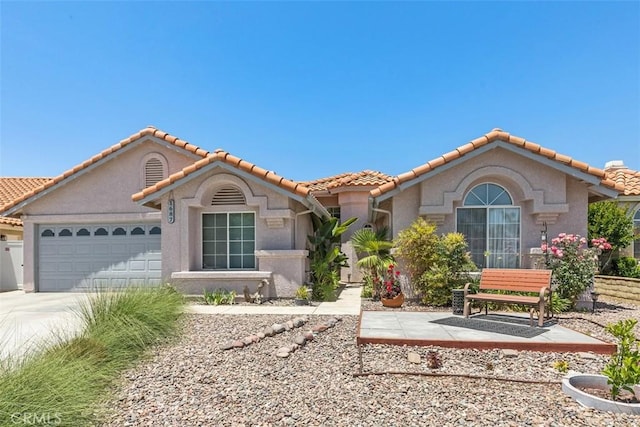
463;282;474;297
538;286;550;302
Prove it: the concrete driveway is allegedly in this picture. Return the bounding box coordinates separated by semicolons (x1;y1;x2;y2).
0;291;91;361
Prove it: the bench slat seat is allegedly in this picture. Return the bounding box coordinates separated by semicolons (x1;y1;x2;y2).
463;268;552;327
465;294;541;305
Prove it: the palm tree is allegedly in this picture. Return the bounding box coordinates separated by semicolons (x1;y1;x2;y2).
351;227;394;298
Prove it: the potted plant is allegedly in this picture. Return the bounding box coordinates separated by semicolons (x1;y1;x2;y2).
294;285;309;306
380;264;404;308
562;318;640;414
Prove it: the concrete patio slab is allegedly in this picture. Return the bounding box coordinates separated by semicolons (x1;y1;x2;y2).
357;310;617;354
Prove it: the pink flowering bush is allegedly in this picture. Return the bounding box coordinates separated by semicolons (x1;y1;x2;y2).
381;264;402;299
542;233;610;302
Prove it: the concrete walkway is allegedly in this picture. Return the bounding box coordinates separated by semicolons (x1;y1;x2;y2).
188;284;362;316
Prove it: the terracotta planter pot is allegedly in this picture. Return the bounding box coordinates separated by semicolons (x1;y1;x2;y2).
381;293;404;308
561;373;640;415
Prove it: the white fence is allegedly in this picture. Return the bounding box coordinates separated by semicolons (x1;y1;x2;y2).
1;240;23;291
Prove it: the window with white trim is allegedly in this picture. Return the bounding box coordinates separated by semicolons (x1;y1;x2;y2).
202;212;255;269
456;183;520;268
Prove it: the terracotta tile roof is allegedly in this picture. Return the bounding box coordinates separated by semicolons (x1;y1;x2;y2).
0;178;52;206
133;149;311;202
0;178;52;228
0;216;23;227
606;168;640;196
302;170;394;192
0;127;209;213
371;128;625;198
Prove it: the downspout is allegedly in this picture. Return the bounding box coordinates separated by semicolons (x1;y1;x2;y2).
372;207;392;237
293;210;312;249
369;195;392;237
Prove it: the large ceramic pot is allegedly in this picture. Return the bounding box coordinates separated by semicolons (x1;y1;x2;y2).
561;373;640;415
381;293;404;308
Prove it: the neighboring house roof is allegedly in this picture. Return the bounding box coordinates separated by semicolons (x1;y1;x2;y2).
0;216;23;228
132;149;329;217
606;168;640;196
0;126;209;214
371;128;625;199
302;170;394;192
0;177;52;206
0;178;52;228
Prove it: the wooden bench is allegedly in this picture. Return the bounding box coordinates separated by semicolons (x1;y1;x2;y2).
463;268;552;327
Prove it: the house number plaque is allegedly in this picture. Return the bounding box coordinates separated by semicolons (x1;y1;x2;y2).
168;199;175;224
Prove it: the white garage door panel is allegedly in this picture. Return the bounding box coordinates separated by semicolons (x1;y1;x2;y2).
38;224;162;292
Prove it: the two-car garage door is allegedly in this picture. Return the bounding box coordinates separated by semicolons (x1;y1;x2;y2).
38;223;161;292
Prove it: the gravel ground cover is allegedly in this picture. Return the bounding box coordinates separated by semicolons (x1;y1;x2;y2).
100;297;640;427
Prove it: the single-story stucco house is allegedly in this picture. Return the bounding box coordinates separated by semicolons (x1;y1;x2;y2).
0;126;638;295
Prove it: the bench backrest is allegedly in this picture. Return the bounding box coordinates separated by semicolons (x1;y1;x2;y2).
479;268;552;293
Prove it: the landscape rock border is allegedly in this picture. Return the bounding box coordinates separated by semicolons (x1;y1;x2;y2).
219;316;342;358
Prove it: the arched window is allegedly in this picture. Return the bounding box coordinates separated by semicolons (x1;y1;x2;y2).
58;229;72;237
94;228;108;236
41;229;54;237
149;226;161;235
457;183;520;268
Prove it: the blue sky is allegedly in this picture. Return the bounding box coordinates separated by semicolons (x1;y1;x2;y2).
1;1;639;181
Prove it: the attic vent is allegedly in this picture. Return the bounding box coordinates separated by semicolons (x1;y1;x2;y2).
145;158;164;187
211;187;246;205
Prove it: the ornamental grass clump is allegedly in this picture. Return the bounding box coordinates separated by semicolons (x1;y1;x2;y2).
0;285;184;426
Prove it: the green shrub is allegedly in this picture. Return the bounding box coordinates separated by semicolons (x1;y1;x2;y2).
612;257;640;279
395;218;476;306
307;216;356;301
295;285;309;300
203;288;237;305
601;319;640;400
360;275;373;298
